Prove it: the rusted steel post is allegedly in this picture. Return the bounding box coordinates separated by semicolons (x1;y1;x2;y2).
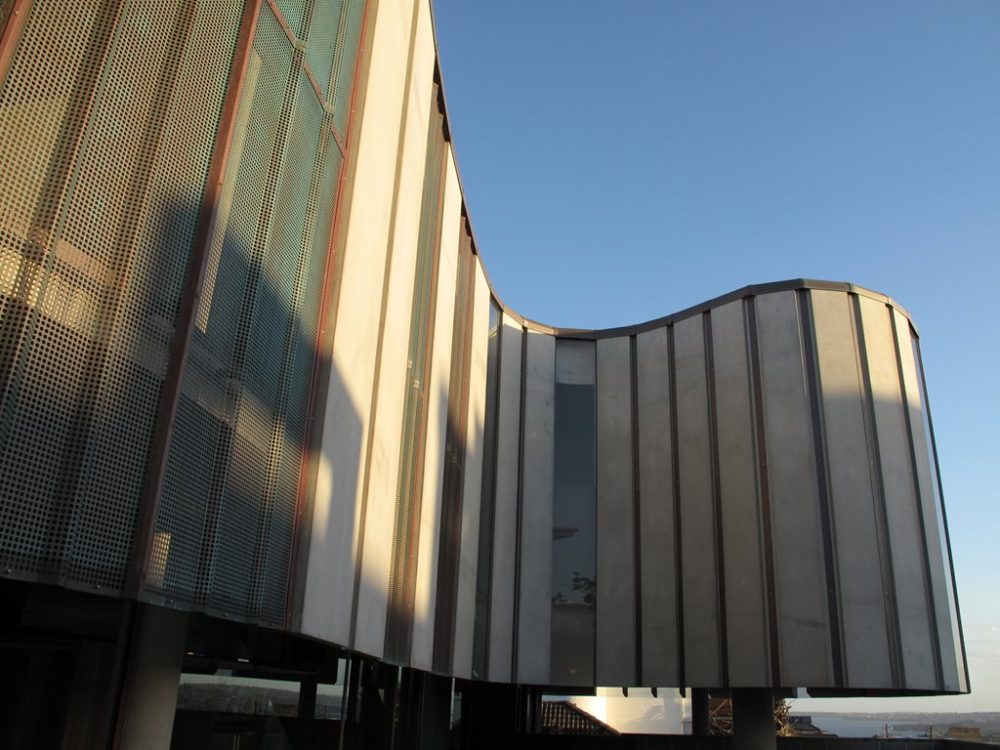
0;0;32;87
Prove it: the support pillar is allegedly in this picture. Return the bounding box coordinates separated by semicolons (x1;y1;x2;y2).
114;604;189;749
298;675;317;719
732;688;775;750
691;688;711;735
416;672;452;749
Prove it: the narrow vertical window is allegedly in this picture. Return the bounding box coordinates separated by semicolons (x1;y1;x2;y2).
551;338;596;686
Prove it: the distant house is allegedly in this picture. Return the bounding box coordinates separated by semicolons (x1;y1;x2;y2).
946;726;983;741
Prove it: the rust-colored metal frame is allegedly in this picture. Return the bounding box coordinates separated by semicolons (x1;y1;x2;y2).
0;0;30;86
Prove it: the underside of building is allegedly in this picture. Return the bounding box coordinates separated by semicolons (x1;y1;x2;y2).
0;0;969;747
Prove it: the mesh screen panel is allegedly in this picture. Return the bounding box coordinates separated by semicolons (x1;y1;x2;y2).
0;0;241;591
152;0;355;625
305;0;364;136
275;0;308;39
0;0;361;620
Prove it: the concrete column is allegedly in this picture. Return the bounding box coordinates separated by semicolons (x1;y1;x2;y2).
691;688;711;735
115;604;189;750
732;688;775;750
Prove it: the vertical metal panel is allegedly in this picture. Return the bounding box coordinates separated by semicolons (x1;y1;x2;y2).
755;291;831;686
516;331;555;684
300;0;410;648
893;309;954;690
431;190;475;677
910;329;968;692
487;314;522;682
635;326;679;687
452;260;491;679
673;315;721;687
410;149;461;671
797;292;846;685
472;299;502;679
383;80;445;664
710;301;769;686
811;290;893;688
858;296;936;688
595;336;636;686
353;0;435;658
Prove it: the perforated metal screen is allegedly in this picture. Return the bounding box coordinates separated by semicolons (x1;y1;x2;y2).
0;0;364;625
0;0;242;592
149;0;361;625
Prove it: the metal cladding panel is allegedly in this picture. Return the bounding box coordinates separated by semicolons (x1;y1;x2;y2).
517;331;555;684
755;291;832;686
452;261;491;679
595;336;636;686
902;320;967;693
487;314;522;682
0;0;241;592
635;327;679;687
410;150;461;671
673;315;722;686
301;0;411;646
810;290;892;688
859;296;936;689
354;0;436;658
711;301;769;686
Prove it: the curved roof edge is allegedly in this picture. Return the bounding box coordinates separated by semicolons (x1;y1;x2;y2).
425;7;916;340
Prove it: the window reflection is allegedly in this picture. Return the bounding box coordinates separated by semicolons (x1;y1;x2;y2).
551;339;596;686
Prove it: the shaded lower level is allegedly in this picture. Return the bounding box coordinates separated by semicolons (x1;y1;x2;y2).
0;581;979;750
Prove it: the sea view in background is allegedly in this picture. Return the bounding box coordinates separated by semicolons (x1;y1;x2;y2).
799;713;1000;742
806;716;912;738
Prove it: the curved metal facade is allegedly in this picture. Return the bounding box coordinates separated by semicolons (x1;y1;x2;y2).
0;0;967;696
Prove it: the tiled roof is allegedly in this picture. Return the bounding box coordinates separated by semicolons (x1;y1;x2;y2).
541;701;619;736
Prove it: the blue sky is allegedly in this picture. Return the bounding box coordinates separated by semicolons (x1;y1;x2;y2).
432;0;1000;712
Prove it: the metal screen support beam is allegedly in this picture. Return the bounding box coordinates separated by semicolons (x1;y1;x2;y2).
126;0;262;599
0;0;31;87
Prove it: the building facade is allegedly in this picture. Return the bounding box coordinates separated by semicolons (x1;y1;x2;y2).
0;0;968;746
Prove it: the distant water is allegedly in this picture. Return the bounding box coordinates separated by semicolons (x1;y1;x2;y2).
806;716;926;738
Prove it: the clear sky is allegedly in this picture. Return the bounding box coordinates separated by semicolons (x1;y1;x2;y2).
432;0;1000;712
